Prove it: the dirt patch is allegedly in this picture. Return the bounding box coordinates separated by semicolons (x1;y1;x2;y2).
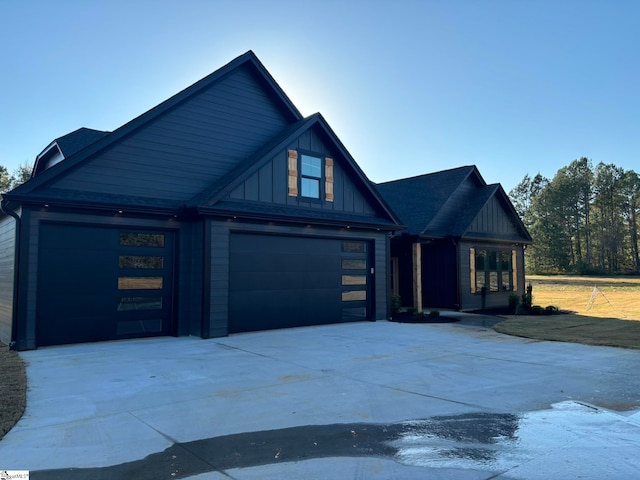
0;342;26;440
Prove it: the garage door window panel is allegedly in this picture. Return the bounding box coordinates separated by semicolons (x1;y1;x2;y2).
119;256;164;269
118;276;164;290
120;233;165;247
118;297;163;311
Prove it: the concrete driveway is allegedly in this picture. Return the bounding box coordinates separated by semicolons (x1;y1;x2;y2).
2;319;640;479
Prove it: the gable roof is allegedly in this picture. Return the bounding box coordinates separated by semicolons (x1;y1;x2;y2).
376;165;531;242
190;112;401;227
6;51;302;201
3;52;402;230
376;166;482;235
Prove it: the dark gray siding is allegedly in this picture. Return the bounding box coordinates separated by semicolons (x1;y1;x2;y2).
0;212;17;344
228;129;378;217
458;240;525;310
468;196;522;238
50;65;290;202
206;219;389;337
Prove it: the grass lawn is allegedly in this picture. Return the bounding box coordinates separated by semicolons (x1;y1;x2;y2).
0;342;26;441
494;275;640;349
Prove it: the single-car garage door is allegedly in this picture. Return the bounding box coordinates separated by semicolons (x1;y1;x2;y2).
37;224;174;347
229;233;370;333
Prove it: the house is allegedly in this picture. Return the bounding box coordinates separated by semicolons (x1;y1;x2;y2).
376;166;532;311
0;51;402;350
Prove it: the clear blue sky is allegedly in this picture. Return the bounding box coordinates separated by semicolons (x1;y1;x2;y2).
2;0;638;192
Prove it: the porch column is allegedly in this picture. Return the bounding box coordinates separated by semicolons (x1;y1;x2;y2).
412;242;422;311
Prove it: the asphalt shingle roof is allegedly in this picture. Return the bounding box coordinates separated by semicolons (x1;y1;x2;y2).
376;166;479;236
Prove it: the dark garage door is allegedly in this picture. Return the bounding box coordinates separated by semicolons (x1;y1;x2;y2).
229;233;370;333
37;224;174;347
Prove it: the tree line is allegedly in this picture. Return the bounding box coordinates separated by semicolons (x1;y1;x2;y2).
509;157;640;274
0;162;33;193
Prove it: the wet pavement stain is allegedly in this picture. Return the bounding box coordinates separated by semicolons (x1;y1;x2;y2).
31;413;519;479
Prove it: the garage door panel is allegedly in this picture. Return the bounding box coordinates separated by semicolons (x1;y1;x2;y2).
229;233;368;334
37;224;174;347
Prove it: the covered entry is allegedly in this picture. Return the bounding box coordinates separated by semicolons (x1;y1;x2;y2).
37;224;175;346
228;233;370;333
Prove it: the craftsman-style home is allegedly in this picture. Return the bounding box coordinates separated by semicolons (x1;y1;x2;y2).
0;51;402;350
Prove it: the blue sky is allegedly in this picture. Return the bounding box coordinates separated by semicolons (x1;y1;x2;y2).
2;0;638;192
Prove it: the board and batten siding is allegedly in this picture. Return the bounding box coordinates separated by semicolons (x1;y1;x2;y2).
205;219;389;337
227;129;378;217
0;211;18;344
50;65;290;202
467;196;521;237
458;240;525;310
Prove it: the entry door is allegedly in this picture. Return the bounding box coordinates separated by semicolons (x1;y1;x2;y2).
37;224;174;346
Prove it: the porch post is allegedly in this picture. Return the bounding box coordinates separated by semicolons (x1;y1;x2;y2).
412;242;422;312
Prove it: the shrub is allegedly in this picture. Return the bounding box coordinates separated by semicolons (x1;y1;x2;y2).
391;294;402;317
413;311;426;321
508;293;521;313
522;284;533;310
531;305;544;315
545;305;559;313
427;310;440;318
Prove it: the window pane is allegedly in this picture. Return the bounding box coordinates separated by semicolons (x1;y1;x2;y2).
501;272;511;291
342;275;367;286
489;272;499;292
500;251;511;271
475;250;486;270
342;241;366;253
118;277;163;290
342;290;367;301
487;251;498;270
300;154;322;178
301;177;320;198
118;297;163;311
120;233;165;247
342;259;366;269
119;256;164;269
476;272;485;291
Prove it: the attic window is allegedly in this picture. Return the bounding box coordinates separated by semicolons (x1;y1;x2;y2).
300;154;322;198
287;150;334;202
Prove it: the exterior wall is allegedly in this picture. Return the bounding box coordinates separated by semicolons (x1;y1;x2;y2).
228;128;378;217
205;218;389;337
50;65;290;202
14;206;193;350
0;210;18;344
458;240;526;311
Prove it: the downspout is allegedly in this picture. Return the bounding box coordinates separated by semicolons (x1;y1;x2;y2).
0;198;21;349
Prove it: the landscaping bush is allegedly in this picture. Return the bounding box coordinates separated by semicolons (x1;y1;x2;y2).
427;310;440;318
508;293;521;313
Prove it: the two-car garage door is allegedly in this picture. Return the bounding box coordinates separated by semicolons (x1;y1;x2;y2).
229;233;371;333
